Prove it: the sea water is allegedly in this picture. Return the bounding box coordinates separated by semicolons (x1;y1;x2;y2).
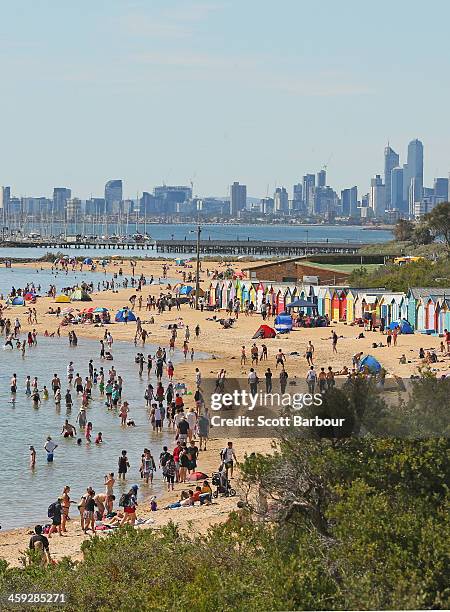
0;337;207;530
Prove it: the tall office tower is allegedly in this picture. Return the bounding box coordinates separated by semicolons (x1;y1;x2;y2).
230;181;247;216
53;187;72;217
153;185;192;215
317;169;326;187
434;177;449;201
302;174;315;214
274;187;288;214
293;182;303;202
390;167;404;213
406;139;424;209
341;186;358;217
1;186;11;224
384;145;399;209
369;175;386;218
104;180;123;214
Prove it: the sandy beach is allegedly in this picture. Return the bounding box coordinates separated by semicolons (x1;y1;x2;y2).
0;257;448;567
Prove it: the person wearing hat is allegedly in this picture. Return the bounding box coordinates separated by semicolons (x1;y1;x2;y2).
120;485;138;526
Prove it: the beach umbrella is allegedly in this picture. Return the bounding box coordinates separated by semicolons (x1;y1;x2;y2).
11;296;25;306
24;293;35;301
83;257;93;265
63;255;70;260
62;307;74;314
81;307;94;314
93;307;109;313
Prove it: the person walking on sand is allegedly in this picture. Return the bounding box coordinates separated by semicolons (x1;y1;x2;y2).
305;341;315;366
332;331;338;353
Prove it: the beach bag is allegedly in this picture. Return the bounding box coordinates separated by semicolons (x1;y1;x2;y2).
47;502;57;518
119;493;131;507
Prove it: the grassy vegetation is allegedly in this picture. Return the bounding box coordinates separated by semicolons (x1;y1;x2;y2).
348;257;450;292
304;261;381;274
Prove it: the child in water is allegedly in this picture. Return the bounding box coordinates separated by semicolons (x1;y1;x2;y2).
85;422;93;443
95;432;103;444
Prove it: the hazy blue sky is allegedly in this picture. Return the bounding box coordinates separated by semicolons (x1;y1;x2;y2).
0;0;449;199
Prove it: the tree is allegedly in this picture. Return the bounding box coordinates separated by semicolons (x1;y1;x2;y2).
412;224;433;246
425;201;450;248
393;218;414;242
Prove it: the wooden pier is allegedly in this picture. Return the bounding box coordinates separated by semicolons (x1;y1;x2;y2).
0;238;369;256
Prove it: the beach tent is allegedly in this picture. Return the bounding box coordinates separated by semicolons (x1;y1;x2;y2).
83;257;93;265
274;313;293;333
388;319;413;334
359;355;382;374
115;308;137;322
252;324;276;339
175;258;185;265
55;294;71;303
179;285;194;296
71;289;92;301
11;296;25;306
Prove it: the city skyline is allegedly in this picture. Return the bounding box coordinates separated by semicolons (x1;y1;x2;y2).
0;1;450;198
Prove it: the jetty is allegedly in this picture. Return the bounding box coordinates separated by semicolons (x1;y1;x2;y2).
0;237;369;256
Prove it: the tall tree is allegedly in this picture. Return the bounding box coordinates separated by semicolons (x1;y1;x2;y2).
425;201;450;248
393;218;414;242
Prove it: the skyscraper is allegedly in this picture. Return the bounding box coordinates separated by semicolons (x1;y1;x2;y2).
406;139;423;213
384;146;399;209
341;187;358;217
391;167;404;213
370;175;385;218
317;169;326;187
302;174;315;214
230;182;247;216
53;187;72;216
1;186;11;224
274;187;288;214
104;180;123;214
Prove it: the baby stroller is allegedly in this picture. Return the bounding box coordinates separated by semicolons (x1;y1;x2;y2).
211;470;236;498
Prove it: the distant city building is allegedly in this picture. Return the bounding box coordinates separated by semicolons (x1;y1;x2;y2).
230;182;247;216
405;139;423;215
433;177;449;201
317;169;326;188
260;197;274;215
390;167;404;213
85;198;106;216
370;175;385;218
65;198;82;222
313;186;338;217
53;187;71;216
152;185;192;215
140;192;159;215
274;187;288;214
104;180;123;214
341;186;358;217
302;174;315;214
1;186;11;223
384;145;399;209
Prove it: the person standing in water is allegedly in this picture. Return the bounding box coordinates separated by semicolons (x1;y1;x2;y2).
29;445;36;469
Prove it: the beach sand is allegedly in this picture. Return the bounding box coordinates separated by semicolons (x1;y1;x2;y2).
0;257;448;566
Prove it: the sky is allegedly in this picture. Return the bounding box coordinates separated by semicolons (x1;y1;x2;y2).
0;0;449;200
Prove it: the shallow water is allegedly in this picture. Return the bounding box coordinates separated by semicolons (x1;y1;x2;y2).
0;266;179;299
0;337;207;530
